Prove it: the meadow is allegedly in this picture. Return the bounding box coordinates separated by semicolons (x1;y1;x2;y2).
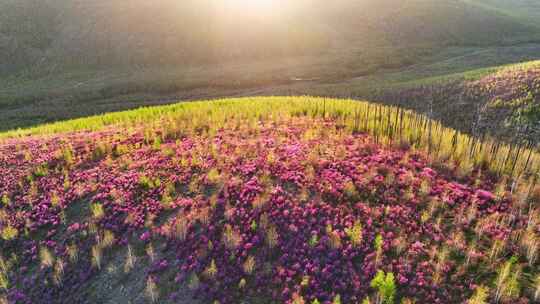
3;0;540;133
2;45;540;137
2;1;540;303
1;97;540;303
368;60;540;145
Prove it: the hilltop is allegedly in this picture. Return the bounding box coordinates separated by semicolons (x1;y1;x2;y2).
1;97;539;303
2;0;540;134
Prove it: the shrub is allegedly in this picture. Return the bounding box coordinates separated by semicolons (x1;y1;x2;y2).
90;202;104;220
375;234;384;265
370;270;396;304
494;257;521;302
0;194;9;206
67;244;78;263
39;247;54;268
266;225;279;249
0;271;8;291
0;226;18;241
204;259;218;279
468;285;489;304
345;221;363;247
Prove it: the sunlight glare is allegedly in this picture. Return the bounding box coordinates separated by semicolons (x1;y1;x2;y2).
224;0;278;14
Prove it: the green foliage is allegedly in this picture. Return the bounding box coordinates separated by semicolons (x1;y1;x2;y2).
494;256;521;302
1;95;540;303
1;226;18;241
187;272;200;291
345;221;363;247
145;276;159;303
206;168;222;185
33;164;49;177
533;274;540;302
90;203;104;220
374;234;384;263
93;142;111;160
61;146;74;165
204;259;218;279
0;271;8;291
39;247;55;268
250;220;258;231
309;234;319;247
371;270;397;304
139;175;160;191
509;100;540;142
152;137;162;151
1;194;9;206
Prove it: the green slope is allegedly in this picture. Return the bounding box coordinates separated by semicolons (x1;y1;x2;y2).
1;0;537;75
1;0;540;134
464;0;540;28
367;60;540;144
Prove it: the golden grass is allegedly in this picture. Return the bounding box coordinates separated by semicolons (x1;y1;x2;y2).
1;97;538;179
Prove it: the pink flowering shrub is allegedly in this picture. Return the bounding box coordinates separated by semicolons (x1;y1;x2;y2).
0;116;537;303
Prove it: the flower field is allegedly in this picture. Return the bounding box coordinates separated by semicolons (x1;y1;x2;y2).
1;97;540;303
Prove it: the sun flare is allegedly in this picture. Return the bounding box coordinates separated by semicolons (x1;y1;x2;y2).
224;0;278;14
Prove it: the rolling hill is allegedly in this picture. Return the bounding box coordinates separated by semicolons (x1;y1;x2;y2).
2;1;540;303
1;0;536;75
465;0;540;28
2;0;540;135
1;97;539;303
367;60;540;145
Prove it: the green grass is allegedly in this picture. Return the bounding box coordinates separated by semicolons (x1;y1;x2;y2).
379;58;540;89
343;47;540;90
2;96;538;180
347;60;540;146
2;44;540;134
464;0;540;28
1;1;540;133
0;44;434;131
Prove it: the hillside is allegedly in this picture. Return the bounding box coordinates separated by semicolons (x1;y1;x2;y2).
465;0;540;27
1;97;540;303
2;0;540;134
368;61;540;145
1;0;535;75
3;1;540;303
